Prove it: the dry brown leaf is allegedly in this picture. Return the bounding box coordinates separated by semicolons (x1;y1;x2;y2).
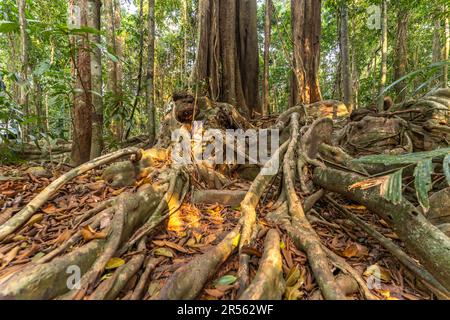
53;230;72;245
25;213;44;226
1;190;16;196
42;204;58;214
204;288;225;298
152;240;189;254
81;225;107;241
341;243;368;258
0;246;19;270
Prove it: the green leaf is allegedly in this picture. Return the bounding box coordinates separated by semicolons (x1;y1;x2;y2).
354;148;450;166
105;257;125;270
444;154;450;187
382;169;403;204
0;21;19;33
414;159;434;213
214;275;237;286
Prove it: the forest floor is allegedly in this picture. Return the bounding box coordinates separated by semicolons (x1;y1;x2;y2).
0;162;431;300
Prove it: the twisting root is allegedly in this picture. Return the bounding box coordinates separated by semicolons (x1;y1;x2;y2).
130;257;164;300
0;147;139;241
157;226;241;300
36;207;114;264
89;238;147;300
239;229;285;300
326;195;450;299
61;196;132;300
321;246;378;300
121;168;189;254
237;142;288;293
283;113;346;300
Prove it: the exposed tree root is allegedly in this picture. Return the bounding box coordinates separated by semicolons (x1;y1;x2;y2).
282;113;346;300
0;180;166;299
130;257;163;300
156;226;241;300
89;238;147;300
237;141;288;293
313;167;450;291
325;195;450;299
239;229;285;300
0;147;140;241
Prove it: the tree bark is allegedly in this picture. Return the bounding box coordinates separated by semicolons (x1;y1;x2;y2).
444;18;449;88
394;9;409;102
377;0;388;111
262;0;272;116
70;0;93;166
146;0;156;144
313;167;450;291
105;0;124;142
290;0;322;106
432;20;441;64
17;0;30;140
339;1;353;112
191;0;260;117
88;0;104;158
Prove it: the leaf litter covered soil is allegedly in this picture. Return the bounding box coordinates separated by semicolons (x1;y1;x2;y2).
0;163;431;300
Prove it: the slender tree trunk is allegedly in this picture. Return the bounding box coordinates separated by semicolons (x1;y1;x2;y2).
125;0;145;140
146;0;156;144
182;0;190;85
290;0;322;106
88;0;104;158
377;0;388;111
105;0;124;141
394;9;409;102
339;1;353;112
17;0;30;140
444;18;449;88
191;0;260;117
33;77;45;134
262;0;272;116
432;20;441;64
70;0;93;165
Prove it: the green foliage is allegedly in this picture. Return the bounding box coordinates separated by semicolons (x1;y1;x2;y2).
354;148;450;212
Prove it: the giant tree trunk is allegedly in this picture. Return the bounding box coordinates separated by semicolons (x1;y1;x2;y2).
339;1;353;112
290;0;322;106
88;0;104;158
17;0;30;141
191;0;260;117
394;9;409;102
70;0;93;166
262;0;272;116
146;0;156;144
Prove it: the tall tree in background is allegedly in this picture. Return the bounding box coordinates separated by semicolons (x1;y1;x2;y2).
394;8;409;102
377;0;388;111
262;0;272;116
105;0;124;141
69;0;93;165
432;20;441;64
339;0;353;112
290;0;322;106
191;0;260;117
445;17;449;88
88;0;103;158
146;0;156;144
17;0;30;140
